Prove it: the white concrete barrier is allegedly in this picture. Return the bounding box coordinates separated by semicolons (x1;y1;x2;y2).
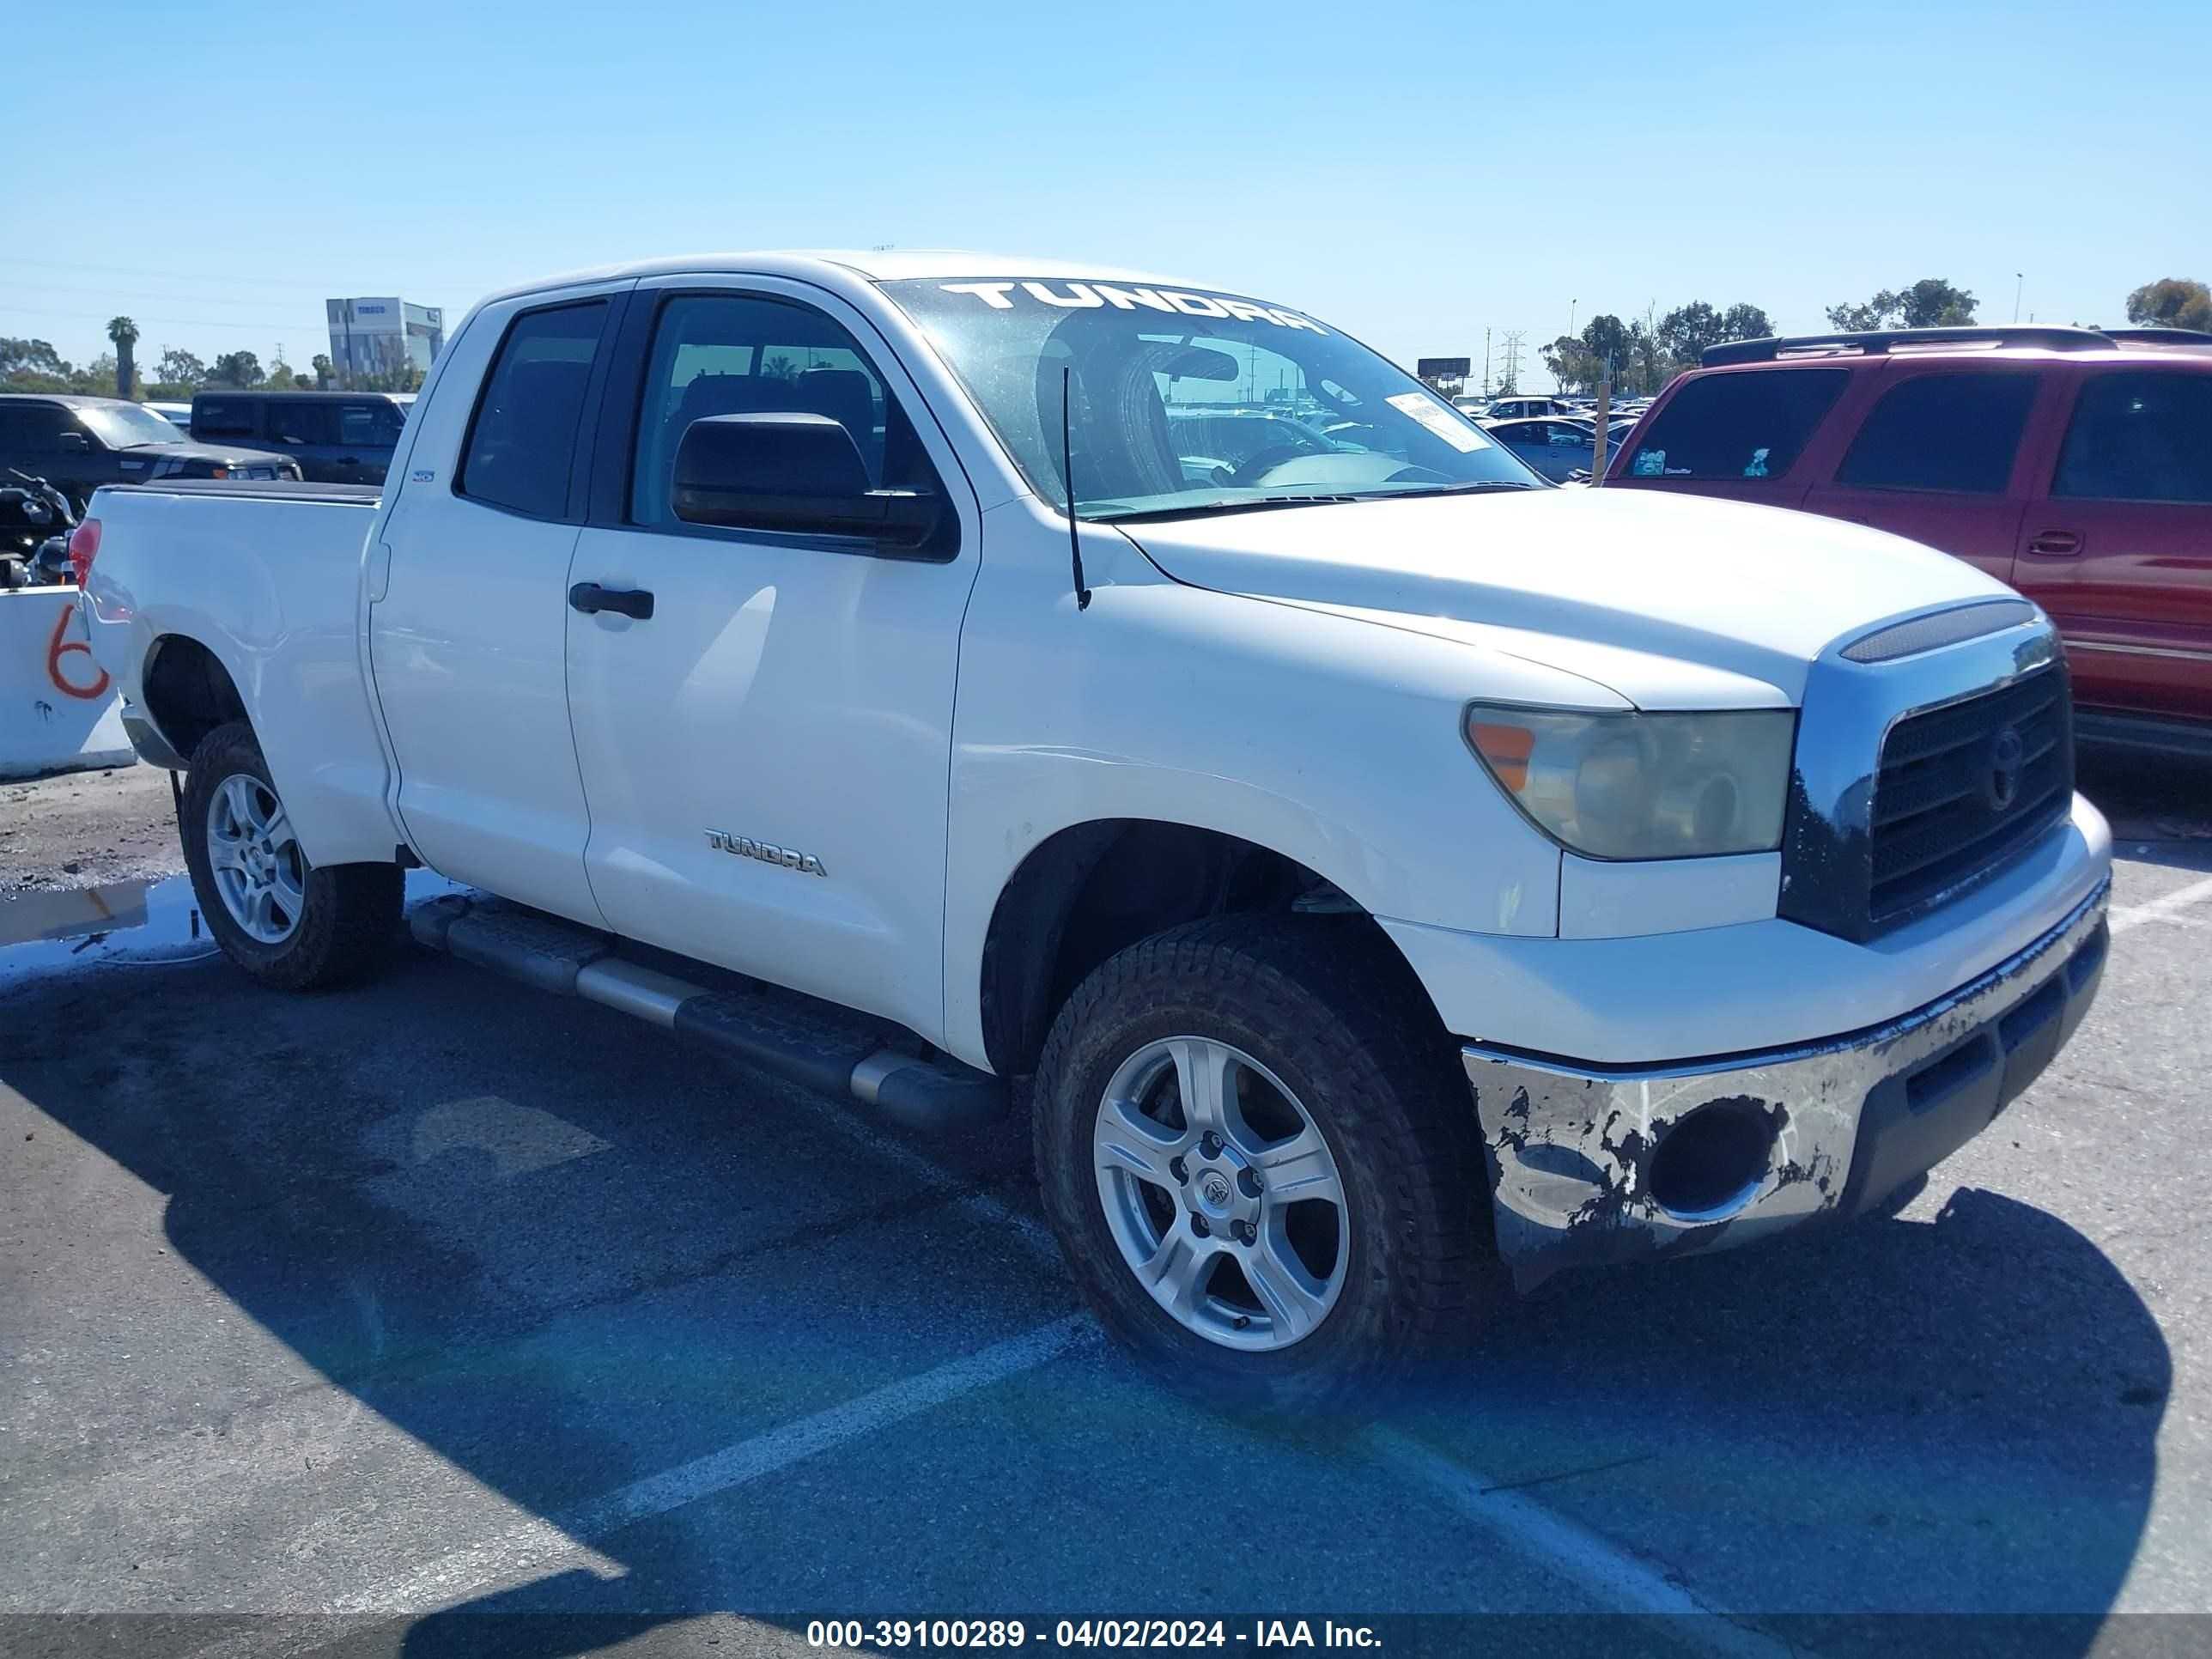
0;586;134;781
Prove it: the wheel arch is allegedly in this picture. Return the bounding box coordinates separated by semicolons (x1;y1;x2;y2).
975;817;1440;1079
140;633;249;763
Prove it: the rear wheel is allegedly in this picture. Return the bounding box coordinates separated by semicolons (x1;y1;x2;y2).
1033;916;1492;1409
180;720;403;990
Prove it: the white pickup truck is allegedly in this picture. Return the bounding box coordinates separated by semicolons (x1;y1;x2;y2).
76;252;2112;1405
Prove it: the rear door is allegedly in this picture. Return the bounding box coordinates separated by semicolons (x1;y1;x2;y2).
1798;362;2051;584
2014;362;2212;719
1607;365;1847;509
368;284;631;924
560;276;981;1038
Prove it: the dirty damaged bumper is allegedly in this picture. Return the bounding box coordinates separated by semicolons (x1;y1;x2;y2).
1466;879;2111;1284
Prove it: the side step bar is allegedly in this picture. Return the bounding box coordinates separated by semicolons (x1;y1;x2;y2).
409;895;1006;1132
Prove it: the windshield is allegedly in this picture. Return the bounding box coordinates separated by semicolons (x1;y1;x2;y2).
880;277;1542;520
76;402;189;449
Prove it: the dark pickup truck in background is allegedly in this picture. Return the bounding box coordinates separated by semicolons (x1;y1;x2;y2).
188;390;411;484
0;393;301;513
1607;325;2212;759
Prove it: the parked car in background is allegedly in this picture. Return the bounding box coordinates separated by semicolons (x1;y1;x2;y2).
1482;416;1594;482
146;400;194;430
1607;325;2212;757
1481;395;1579;421
0;393;301;513
188;390;411;484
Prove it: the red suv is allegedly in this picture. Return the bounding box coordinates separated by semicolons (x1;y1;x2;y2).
1606;325;2212;757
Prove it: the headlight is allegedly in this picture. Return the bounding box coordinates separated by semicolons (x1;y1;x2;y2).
1465;702;1796;860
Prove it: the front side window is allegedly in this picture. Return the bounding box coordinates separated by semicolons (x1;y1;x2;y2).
1837;371;2038;494
267;401;333;445
880;278;1534;521
1623;368;1846;481
0;404;69;453
459;301;609;520
629;292;938;529
2052;371;2212;503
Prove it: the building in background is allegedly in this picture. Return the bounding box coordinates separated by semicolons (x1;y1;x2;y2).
325;298;444;385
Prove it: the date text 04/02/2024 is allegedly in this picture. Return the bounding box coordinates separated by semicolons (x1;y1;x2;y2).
805;1620;1382;1650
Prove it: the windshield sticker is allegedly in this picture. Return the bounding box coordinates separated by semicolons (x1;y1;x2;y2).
1743;447;1771;478
1386;392;1486;453
1632;448;1666;476
936;281;1328;335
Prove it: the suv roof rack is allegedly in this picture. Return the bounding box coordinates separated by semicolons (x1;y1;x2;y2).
1702;325;2112;367
2098;326;2212;349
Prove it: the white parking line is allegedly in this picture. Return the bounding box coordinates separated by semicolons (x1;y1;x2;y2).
330;1313;1094;1617
1368;1431;1790;1656
2111;872;2212;934
795;1092;1769;1643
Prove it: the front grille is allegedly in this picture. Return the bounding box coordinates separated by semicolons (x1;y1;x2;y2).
1868;667;2072;922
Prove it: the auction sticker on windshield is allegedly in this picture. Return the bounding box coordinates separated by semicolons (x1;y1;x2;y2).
1385;392;1488;452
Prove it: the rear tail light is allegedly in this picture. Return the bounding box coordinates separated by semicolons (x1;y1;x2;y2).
67;518;101;586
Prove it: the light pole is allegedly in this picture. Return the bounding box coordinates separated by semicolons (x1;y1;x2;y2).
2014;273;2024;323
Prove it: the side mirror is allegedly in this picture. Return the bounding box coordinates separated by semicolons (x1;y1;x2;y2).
58;432;89;455
672;413;948;557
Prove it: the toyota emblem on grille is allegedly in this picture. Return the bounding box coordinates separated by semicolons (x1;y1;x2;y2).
1986;725;2026;811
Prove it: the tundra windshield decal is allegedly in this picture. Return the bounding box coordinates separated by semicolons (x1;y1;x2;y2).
933;280;1329;335
883;277;1533;522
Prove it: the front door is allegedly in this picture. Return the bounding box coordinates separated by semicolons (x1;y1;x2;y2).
368;287;629;924
2014;364;2212;719
562;279;981;1042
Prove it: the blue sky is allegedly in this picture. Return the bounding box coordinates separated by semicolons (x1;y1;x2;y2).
13;1;2209;388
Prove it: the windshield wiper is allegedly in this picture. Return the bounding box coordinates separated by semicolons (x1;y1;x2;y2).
1093;494;1363;525
1378;480;1538;497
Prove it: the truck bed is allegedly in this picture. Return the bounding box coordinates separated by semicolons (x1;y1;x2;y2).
100;479;383;507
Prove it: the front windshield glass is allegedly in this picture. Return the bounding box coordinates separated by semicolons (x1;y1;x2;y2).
880;277;1543;520
76;402;189;449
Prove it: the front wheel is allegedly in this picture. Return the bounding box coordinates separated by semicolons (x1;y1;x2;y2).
1033;917;1492;1409
180;720;403;990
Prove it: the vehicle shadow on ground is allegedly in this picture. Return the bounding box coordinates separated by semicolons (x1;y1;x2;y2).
3;964;2170;1658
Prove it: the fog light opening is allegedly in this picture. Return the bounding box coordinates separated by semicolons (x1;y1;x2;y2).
1647;1100;1774;1222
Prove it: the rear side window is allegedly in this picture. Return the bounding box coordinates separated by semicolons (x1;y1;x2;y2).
193;398;257;439
1623;369;1845;480
266;400;334;445
2052;371;2212;503
459;301;610;519
0;403;68;453
1837;372;2038;494
338;401;405;446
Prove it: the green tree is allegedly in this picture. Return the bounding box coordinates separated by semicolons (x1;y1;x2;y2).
308;352;335;391
1656;301;1723;364
106;316;140;398
1718;303;1774;343
155;348;207;390
1826;279;1977;332
1540;334;1601;395
3;337;70;378
208;350;264;388
266;358;298;390
2124;277;2212;332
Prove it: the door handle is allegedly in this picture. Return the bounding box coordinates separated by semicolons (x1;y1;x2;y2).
2028;530;2082;556
568;581;654;620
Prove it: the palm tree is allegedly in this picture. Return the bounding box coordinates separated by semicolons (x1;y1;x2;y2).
106;316;139;398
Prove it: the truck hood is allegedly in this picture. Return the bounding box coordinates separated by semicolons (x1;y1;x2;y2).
1115;486;2016;708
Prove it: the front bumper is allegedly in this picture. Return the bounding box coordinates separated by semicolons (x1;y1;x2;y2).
1466;878;2110;1285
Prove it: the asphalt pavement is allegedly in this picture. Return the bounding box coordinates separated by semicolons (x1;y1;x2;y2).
2;765;2209;1658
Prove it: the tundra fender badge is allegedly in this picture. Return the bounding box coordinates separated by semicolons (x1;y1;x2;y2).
706;828;827;877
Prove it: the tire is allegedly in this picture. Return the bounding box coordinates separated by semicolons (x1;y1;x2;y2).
179;720;404;991
1032;915;1494;1410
